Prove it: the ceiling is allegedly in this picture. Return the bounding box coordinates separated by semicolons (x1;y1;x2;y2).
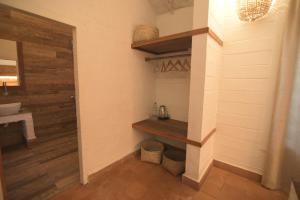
148;0;194;14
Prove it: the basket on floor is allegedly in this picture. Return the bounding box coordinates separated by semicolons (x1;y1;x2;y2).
133;25;159;43
141;140;164;164
162;150;186;176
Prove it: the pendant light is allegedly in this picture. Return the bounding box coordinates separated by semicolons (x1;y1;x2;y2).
237;0;273;22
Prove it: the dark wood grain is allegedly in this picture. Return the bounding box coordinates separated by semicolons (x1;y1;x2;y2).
0;65;18;76
15;42;25;90
0;4;79;199
0;149;7;200
0;3;76;143
2;134;79;200
0;122;25;148
131;27;223;54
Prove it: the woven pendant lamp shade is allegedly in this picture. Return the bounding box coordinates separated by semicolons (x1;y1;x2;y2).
238;0;273;22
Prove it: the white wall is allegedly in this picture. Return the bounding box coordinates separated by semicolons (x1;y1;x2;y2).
198;35;223;180
0;0;288;186
215;1;287;174
153;7;193;122
0;0;157;183
182;0;224;183
282;41;300;192
155;71;190;122
197;0;224;181
185;0;213;182
156;6;193;36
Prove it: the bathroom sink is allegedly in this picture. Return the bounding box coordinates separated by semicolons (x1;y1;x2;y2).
0;103;21;116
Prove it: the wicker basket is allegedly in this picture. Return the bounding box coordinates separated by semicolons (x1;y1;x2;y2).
133;25;159;43
162;150;186;176
141;140;164;164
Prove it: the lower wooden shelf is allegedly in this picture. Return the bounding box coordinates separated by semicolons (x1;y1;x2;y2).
132;119;201;147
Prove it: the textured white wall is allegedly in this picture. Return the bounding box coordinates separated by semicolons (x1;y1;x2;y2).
185;0;223;182
215;1;286;174
283;42;300;190
155;72;190;122
154;7;193;122
198;36;222;179
151;7;193;151
197;0;224;181
155;6;193;36
0;0;157;183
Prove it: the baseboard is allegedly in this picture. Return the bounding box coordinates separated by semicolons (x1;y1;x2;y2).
213;160;262;183
290;181;300;200
88;150;140;182
26;138;38;148
182;176;201;190
182;161;214;190
182;159;262;190
87;151;262;190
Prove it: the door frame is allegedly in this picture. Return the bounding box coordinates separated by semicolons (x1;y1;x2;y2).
72;28;88;184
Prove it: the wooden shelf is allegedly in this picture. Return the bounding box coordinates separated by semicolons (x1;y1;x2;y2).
131;27;223;55
132;119;201;147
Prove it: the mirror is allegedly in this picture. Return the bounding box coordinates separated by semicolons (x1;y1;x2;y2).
0;39;23;87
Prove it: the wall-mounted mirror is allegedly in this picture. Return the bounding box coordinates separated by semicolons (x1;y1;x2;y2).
0;39;24;87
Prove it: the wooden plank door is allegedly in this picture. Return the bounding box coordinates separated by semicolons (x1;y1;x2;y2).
0;3;78;142
0;149;7;200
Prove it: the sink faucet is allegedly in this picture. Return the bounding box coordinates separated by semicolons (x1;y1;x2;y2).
2;82;8;96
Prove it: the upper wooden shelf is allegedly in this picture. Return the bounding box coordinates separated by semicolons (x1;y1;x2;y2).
131;27;223;55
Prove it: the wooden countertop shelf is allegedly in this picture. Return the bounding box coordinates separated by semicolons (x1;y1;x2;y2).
131;27;223;55
132;119;201;147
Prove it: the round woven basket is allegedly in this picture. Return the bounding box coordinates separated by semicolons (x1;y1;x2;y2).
133;25;159;43
141;140;164;164
162;150;186;176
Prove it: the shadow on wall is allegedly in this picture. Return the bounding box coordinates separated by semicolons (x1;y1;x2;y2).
281;19;300;191
282;145;300;192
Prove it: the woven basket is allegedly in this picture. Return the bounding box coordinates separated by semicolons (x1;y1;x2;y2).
133;25;159;43
162;150;186;176
141;140;164;164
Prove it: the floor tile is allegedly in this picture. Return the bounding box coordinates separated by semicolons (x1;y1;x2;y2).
193;192;216;200
53;157;288;200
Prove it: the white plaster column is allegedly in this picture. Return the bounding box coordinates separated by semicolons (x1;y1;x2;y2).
184;0;210;183
184;0;224;184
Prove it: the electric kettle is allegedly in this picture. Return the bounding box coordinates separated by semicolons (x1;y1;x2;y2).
158;105;169;120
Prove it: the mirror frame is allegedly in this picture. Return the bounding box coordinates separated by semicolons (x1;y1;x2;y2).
0;41;25;90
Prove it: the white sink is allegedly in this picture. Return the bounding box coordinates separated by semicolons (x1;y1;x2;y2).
0;102;21;116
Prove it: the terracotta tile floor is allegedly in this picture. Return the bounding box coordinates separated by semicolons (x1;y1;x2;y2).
53;156;287;200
